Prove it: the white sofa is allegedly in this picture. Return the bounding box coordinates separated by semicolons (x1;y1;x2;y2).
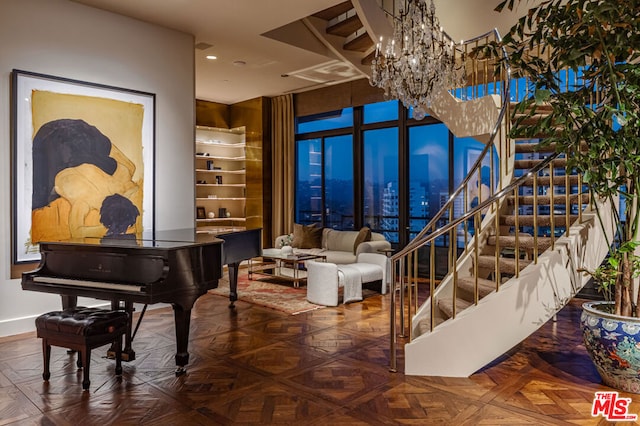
306;253;390;306
275;228;391;264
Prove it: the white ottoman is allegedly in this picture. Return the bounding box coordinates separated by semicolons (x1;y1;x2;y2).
306;253;389;306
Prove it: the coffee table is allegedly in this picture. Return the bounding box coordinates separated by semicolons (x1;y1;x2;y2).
249;248;326;287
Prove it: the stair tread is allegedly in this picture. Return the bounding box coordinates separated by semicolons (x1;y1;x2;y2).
520;174;580;186
438;297;473;319
344;32;373;52
487;235;553;252
326;14;362;37
477;255;531;274
514;158;567;169
456;276;496;298
501;214;578;227
506;193;590;205
313;1;353;20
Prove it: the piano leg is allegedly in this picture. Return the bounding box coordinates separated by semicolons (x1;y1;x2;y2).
61;295;78;355
172;303;191;376
227;261;240;308
121;301;136;361
107;301;136;362
61;295;77;309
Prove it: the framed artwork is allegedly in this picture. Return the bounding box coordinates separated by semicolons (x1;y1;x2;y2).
196;206;206;219
11;69;155;263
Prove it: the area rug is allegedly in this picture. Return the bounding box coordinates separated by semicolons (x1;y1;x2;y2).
209;273;325;315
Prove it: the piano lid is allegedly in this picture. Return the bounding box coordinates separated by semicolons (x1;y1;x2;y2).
39;228;223;250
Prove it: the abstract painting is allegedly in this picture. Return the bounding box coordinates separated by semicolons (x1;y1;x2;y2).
11;69;155;263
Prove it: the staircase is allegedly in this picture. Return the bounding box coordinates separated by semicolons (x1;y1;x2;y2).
299;0;380;79
398;99;615;376
305;1;615;377
399;91;619;376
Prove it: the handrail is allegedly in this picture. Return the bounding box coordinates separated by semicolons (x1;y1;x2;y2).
401;152;561;248
389;28;511;372
388;38;596;374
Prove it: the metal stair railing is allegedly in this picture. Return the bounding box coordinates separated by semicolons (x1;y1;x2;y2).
387;50;599;374
389;144;593;371
388;28;512;372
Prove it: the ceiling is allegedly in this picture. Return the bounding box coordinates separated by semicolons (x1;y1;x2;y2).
70;0;533;105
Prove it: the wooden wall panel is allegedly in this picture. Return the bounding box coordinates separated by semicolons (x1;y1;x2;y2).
230;98;271;247
196;99;230;128
294;77;385;117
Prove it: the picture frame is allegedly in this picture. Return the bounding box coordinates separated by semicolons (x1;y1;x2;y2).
196;207;206;219
11;69;156;263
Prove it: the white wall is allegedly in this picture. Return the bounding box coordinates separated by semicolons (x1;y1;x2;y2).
0;0;195;337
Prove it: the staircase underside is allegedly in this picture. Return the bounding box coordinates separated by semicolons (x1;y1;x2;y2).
404;204;612;377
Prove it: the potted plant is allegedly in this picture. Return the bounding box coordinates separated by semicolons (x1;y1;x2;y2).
487;0;640;392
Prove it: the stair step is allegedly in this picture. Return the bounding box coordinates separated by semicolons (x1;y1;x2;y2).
456;276;496;299
500;214;579;227
361;50;375;66
515;143;557;154
326;14;362;37
416;315;446;335
477;255;531;275
511;102;553;112
515;141;588;153
487;235;553;252
512;113;551;126
437;297;473;319
514;158;567;170
506;193;590;206
344;32;373;52
520;174;580;186
313;1;353;20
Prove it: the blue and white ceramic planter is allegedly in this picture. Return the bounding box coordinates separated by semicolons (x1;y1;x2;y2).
581;301;640;393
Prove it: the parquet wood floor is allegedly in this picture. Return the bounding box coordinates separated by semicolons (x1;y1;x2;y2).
0;292;637;425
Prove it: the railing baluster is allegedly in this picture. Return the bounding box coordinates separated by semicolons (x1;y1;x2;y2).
399;255;406;338
515;185;520;278
390;257;398;372
565;162;570;237
550;163;556;249
407;250;413;339
474;212;480;303
414;249;419;315
430;241;436;332
533;173;539;263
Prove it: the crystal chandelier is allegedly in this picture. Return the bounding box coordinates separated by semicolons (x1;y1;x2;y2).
371;0;465;120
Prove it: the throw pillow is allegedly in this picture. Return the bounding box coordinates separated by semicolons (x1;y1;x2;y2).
304;225;323;249
291;223;323;249
353;226;372;254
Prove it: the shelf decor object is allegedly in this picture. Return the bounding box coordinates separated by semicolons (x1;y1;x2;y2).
195;125;247;234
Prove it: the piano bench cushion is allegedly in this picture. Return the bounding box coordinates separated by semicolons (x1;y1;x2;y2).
36;307;128;337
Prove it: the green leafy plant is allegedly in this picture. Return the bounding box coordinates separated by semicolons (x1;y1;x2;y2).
487;0;640;316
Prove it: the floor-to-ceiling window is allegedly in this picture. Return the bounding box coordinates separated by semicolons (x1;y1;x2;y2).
407;123;450;240
295;108;354;229
294;101;495;251
324;135;354;229
363;127;398;242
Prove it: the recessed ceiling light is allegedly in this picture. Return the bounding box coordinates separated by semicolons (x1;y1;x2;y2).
233;60;246;67
206;55;217;60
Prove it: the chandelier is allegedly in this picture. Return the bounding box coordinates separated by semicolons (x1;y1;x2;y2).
371;0;465;120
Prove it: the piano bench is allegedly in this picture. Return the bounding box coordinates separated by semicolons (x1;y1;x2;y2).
35;307;129;391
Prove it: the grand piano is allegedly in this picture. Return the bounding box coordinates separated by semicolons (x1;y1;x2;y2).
22;227;262;374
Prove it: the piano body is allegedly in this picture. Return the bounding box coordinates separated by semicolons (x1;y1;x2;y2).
21;227;261;374
215;228;262;306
